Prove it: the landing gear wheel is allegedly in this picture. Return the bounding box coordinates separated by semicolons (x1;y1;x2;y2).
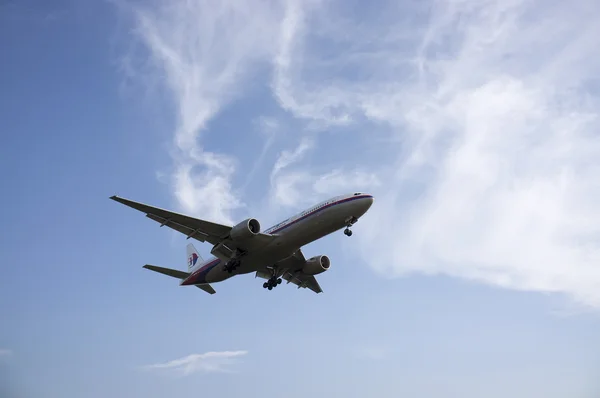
263;275;281;290
344;228;353;236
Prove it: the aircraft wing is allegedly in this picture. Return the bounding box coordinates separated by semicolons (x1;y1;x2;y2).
277;250;324;294
110;195;275;257
282;271;323;294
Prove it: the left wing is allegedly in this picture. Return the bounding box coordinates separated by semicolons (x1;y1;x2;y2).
257;250;324;294
111;195;275;258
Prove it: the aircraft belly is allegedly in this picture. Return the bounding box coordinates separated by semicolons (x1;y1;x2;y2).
204;252;284;283
202;205;354;284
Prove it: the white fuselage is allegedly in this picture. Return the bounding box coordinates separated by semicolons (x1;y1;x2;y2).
181;193;374;285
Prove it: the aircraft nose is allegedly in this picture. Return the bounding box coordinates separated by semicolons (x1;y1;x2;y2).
364;195;374;210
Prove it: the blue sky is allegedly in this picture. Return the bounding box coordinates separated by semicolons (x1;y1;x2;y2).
1;0;600;397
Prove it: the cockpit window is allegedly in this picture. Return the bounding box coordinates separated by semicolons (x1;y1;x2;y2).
353;192;362;195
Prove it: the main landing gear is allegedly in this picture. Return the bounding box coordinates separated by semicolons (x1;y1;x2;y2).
263;267;282;291
223;249;245;273
224;258;240;273
263;277;282;290
344;216;358;237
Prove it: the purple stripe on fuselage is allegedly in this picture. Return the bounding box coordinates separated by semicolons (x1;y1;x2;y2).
182;194;372;285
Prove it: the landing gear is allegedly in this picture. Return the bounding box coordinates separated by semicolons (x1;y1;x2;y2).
223;258;241;273
263;277;282;290
223;249;246;273
344;216;358;237
262;267;283;291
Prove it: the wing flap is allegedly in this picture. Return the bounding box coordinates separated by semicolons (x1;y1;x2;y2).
282;272;323;293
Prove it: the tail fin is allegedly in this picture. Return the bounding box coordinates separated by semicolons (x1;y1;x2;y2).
186;243;204;271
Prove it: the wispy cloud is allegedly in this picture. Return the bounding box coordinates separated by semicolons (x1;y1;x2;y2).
121;0;285;224
265;0;600;308
269;137;379;208
269;137;315;208
240;116;282;192
117;0;600;308
0;349;12;357
142;351;248;375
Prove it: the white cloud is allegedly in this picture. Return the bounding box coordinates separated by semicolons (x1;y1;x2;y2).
271;137;314;178
122;0;286;224
240;116;282;192
269;138;380;208
142;351;247;375
312;170;380;196
266;0;600;307
118;0;600;308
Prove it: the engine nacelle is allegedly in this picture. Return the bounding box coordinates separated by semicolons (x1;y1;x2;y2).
302;255;331;275
229;218;261;244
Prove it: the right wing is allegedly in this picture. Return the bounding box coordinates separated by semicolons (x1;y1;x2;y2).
282;272;323;294
263;250;324;294
111;195;275;258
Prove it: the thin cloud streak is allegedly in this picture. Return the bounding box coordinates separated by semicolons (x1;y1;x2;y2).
142;351;248;375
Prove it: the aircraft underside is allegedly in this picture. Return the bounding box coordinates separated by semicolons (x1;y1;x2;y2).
110;192;373;294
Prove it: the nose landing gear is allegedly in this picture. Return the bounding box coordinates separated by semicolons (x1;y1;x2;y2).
344;216;358;237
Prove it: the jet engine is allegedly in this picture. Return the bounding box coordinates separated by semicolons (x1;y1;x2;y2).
302;255;331;275
229;218;261;243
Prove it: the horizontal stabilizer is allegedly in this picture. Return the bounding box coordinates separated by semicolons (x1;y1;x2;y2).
195;284;216;294
143;264;190;280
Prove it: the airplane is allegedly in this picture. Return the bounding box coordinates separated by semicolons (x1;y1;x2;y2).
110;192;374;294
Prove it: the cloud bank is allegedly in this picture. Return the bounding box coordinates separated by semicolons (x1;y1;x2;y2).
142;351;248;375
120;0;600;307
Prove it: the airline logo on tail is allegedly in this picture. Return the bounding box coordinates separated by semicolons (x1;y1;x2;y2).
188;252;199;268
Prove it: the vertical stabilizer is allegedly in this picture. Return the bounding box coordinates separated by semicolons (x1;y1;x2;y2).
186;243;204;271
